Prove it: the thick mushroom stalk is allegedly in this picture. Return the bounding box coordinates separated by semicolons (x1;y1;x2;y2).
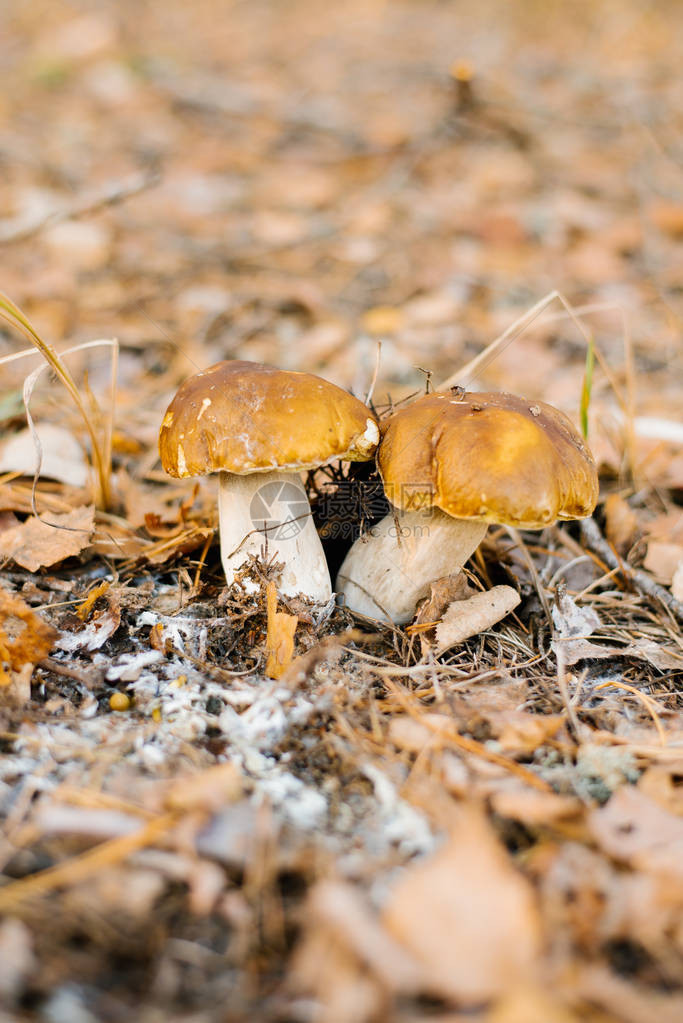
336;509;487;624
219;470;332;602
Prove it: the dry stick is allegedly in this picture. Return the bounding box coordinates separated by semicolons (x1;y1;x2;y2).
38;658;100;686
0;170;159;244
580;518;683;622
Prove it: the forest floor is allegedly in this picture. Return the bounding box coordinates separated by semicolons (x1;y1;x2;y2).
1;1;683;1021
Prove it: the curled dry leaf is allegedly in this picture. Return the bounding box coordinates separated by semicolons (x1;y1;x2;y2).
411;573;473;655
553;635;683;670
412;573;473;628
434;584;520;653
382;807;542;1004
0;505;94;571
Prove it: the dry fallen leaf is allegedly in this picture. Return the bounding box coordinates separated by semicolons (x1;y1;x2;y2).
434;585;520;653
488;984;580;1023
0;423;90;487
265;580;298;679
497;712;565;757
382;806;542;1004
412;573;472;628
672;560;683;602
411;573;473;655
604;493;639;554
0;505;94;571
55;589;121;653
490;787;582;826
290;880;419;1022
575;964;683;1023
0;588;57;702
589;786;683;879
164;761;244;813
644;541;683;584
553;636;683;670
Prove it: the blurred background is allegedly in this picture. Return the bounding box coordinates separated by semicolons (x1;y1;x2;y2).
1;0;682;472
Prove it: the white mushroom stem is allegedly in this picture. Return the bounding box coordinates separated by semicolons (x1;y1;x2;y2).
218;470;332;602
336;508;488;624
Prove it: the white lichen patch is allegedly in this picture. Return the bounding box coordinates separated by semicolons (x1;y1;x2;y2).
3;579;441;881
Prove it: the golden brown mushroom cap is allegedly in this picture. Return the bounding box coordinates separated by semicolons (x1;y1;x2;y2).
378;391;598;529
159;360;379;478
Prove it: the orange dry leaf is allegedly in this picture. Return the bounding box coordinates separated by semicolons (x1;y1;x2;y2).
0;589;57;697
0;505;94;571
265;581;298;679
76;580;110;621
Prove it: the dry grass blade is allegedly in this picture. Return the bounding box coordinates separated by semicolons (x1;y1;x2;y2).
593;680;668;746
437;290;593;396
0;294;115;509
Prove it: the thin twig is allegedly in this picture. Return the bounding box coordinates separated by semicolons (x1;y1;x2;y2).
0;171;159;245
580;517;683;623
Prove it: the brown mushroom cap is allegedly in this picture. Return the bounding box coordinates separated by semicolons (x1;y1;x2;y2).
378;391;598;529
159;360;379;478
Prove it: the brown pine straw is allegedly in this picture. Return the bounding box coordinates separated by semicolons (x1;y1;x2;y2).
0;812;179;912
381;676;553;793
193;531;214;588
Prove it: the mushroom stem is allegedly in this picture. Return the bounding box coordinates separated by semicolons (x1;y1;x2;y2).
336;509;488;624
218;470;332;602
